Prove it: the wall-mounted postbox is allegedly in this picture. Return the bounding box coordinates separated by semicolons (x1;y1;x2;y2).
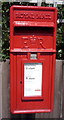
10;5;57;114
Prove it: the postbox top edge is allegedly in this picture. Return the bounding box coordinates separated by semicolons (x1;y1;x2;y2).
10;5;57;11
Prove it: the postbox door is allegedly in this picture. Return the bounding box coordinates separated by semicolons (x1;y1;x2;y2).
13;53;53;111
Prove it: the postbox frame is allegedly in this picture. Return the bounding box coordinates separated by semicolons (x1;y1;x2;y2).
10;5;57;114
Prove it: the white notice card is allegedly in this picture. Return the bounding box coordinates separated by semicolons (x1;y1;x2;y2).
24;63;42;97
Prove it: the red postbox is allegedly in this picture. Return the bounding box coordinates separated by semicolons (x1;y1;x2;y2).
10;5;57;114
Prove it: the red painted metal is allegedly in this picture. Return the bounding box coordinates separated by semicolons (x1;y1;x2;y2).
10;5;57;114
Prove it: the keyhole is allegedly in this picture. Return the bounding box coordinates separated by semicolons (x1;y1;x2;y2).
20;81;22;84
